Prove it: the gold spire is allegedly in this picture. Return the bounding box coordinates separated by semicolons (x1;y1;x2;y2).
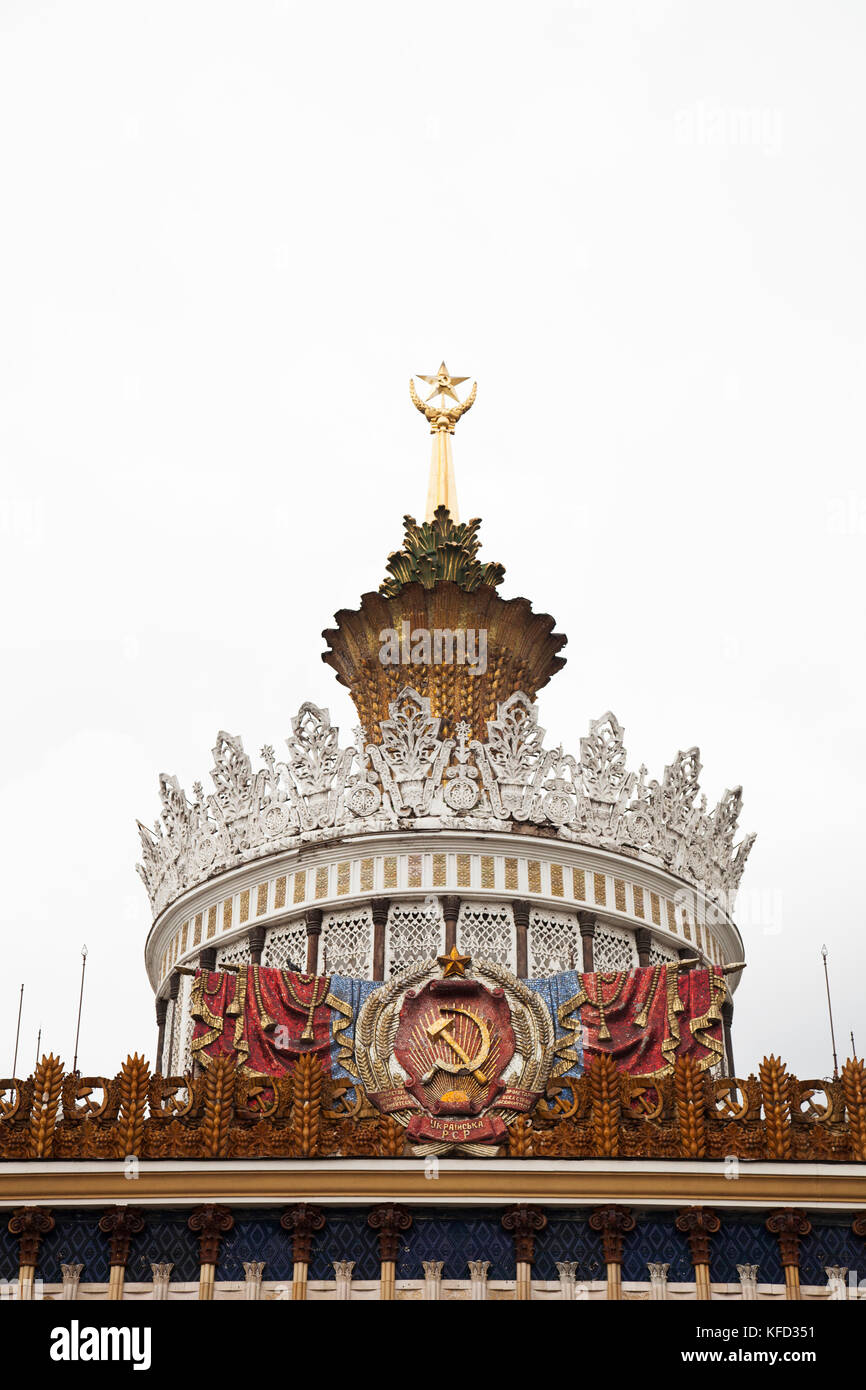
409;361;476;523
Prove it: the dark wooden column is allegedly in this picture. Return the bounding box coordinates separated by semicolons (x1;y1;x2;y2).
721;998;735;1076
368;1204;412;1300
635;927;651;968
589;1204;635;1300
166;972;181;1072
441;895;461;954
513;900;530;977
676;1207;720;1300
155;997;168;1072
98;1206;145;1301
188;1205;234;1301
305;908;323;974
577;910;596;972
199;946;217;972
371;898;390;981
8;1207;54;1299
248;923;266;966
766;1209;811;1300
281;1204;326;1300
502;1204;547;1300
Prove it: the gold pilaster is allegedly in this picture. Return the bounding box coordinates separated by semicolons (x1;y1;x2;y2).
380;1259;396;1301
605;1261;623;1301
515;1260;532;1301
198;1262;216;1301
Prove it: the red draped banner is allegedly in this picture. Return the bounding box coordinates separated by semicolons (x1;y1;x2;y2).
574;963;725;1074
188;962;726;1082
190;967;337;1076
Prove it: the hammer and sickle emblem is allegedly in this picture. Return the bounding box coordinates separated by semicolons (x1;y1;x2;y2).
421;1006;492;1084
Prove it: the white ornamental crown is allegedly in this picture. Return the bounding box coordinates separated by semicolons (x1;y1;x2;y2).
137;688;755;921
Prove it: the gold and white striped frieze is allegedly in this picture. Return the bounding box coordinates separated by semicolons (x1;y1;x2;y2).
150;837;740;989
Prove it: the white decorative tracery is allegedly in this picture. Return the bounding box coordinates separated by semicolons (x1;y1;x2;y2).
456;901;515;970
473;691;555;819
282;702;354;830
162;998;175;1074
580;711;631;803
527;908;580;977
216;939;252;969
367;688;452;815
178;974;195;1075
649;938;679;967
138;690;755;922
168;975;195;1076
593;922;638;973
321;908;374;977
385;899;445;976
262;921;308;973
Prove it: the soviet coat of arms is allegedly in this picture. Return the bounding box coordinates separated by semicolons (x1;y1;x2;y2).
354;948;554;1155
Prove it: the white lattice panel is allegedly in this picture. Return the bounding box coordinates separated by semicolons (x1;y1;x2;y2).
457;901;515;970
216;938;252;968
321;908;374;977
528;908;579;977
169;976;194;1076
263;921;308;973
649;938;678;967
178;974;195;1075
593;922;637;972
386;899;445;976
162;998;175;1074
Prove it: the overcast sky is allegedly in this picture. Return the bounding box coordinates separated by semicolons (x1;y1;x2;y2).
1;1;863;1080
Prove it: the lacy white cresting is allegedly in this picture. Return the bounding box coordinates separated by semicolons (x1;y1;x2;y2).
379;621;487;675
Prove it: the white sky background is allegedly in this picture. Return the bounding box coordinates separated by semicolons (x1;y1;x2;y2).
0;1;863;1079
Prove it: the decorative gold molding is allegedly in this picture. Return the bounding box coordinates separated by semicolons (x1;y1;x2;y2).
1;1163;864;1207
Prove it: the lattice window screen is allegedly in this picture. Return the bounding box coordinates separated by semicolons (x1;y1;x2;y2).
263;921;308;972
456;901;515;970
593;922;637;972
178;974;196;1075
169;976;194;1076
649;938;679;967
386;899;445;976
321;908;374;978
527;908;580;977
162;998;175;1074
216;938;252;969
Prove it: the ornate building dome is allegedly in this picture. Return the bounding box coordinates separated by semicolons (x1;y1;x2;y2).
138;365;753;1079
6;366;866;1314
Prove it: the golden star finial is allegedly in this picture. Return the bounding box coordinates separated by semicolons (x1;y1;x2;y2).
438;945;472;978
418;361;470;407
409;360;477;521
